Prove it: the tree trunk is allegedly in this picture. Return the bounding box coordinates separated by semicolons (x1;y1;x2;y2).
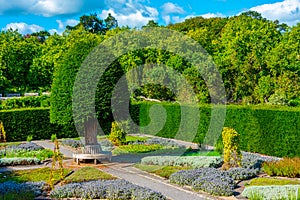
84;118;102;154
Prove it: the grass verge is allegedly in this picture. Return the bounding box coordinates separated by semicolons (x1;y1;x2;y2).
134;164;191;178
0;167;71;183
62;166;116;184
247;177;300;186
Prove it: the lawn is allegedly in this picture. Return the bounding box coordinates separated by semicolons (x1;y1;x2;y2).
247;177;300;186
134;164;191;178
62;166;116;184
0;167;71;183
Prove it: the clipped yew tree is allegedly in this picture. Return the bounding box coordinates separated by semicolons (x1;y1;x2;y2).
221;127;242;170
51;25;127;152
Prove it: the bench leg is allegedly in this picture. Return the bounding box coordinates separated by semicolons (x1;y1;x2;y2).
94;159;97;165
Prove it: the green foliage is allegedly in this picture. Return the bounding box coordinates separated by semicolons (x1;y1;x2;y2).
262;157;300;178
1;149;53;161
221;127;242;170
109;121;127;146
0;95;50;110
51;134;57;142
0;121;6;142
0;108;77;142
136;102;300;157
26;135;33;142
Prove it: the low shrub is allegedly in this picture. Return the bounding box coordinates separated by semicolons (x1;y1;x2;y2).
26;135;33;142
51;134;57;142
60;139;82;148
5;142;44;151
242;185;300;200
192;172;235;196
0;181;46;197
170;168;235;196
0;158;41;166
241;152;281;169
0;148;53;161
141;156;223;168
262;157;300;178
99;139;114;151
50;180;166;200
225;167;259;181
109;121;127;146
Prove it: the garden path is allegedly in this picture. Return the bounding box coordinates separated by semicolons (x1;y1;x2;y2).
33;140;221;200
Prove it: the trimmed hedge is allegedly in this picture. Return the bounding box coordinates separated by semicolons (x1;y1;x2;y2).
0;108;77;142
134;102;300;157
0;95;50;110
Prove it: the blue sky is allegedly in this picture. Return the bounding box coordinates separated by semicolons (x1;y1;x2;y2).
1;0;300;34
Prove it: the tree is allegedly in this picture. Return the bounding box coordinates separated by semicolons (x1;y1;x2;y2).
214;14;282;103
67;13;118;34
0;29;42;93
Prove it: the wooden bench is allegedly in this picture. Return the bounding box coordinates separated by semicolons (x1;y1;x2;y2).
73;152;112;165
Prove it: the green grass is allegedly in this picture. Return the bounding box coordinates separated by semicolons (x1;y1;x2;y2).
125;135;148;143
182;150;221;156
247;177;300;186
113;144;164;154
0;167;72;183
62;166;116;184
1;149;54;160
134;164;191;178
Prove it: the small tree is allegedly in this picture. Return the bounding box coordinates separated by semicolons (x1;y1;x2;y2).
0;121;6;143
109;121;127;146
221;127;242;170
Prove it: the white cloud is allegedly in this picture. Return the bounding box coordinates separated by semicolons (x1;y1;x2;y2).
161;2;185;14
1;22;44;34
250;0;300;25
0;0;104;17
100;8;158;27
201;13;226;18
100;0;159;27
162;15;195;25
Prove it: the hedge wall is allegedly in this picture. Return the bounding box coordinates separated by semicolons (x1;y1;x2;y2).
134;102;300;157
0;108;77;142
0;95;50;110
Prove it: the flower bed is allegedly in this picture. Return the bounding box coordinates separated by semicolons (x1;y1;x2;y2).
141;156;223;168
50;179;167;200
170;168;235;196
0;181;46;197
0;158;41;166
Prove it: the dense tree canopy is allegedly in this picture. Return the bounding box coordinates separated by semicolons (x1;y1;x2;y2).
0;11;299;107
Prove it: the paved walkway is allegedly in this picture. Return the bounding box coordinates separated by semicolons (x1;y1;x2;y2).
101;163;218;200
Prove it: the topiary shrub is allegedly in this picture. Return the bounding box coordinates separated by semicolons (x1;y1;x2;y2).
222;127;242;170
109;121;127;146
0;121;6;143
